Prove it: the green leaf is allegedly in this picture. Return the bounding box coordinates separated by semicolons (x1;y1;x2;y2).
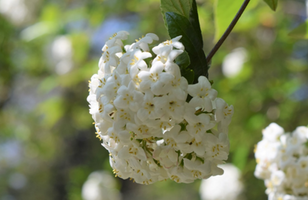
160;0;203;46
188;0;203;47
181;68;194;84
177;51;194;84
288;20;308;39
263;0;278;11
165;12;208;82
161;0;193;27
214;0;258;41
214;0;243;41
175;51;190;69
161;0;207;81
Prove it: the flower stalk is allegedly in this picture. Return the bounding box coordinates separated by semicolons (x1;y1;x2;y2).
206;0;250;65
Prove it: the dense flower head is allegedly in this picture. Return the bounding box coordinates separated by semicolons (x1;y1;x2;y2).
254;123;308;199
87;31;233;184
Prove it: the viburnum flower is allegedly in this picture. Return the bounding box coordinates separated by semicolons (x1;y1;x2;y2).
254;123;308;199
82;171;122;200
130;33;159;52
199;164;244;200
87;31;234;184
138;61;174;95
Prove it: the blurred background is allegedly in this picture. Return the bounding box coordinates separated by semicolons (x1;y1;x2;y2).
0;0;307;199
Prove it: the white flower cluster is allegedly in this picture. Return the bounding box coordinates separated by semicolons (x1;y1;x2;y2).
82;171;121;200
199;164;244;200
87;31;233;184
255;123;308;200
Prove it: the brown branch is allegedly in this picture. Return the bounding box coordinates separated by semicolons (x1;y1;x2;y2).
206;0;250;65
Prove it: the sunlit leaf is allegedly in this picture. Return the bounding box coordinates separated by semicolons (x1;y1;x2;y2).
288;20;308;39
40;4;62;22
214;0;243;41
20;22;60;41
214;0;259;41
38;97;65;128
161;0;193;24
161;0;203;48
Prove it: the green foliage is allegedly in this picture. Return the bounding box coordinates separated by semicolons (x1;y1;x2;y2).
175;50;190;69
188;0;203;45
232;143;250;170
289;20;308;39
0;16;14;103
161;0;193;27
214;0;260;41
161;0;203;46
214;0;243;41
37;97;65;128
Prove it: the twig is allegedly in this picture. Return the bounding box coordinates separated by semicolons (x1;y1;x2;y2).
206;0;250;64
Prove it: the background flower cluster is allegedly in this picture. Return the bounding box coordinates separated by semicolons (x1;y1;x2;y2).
255;123;308;200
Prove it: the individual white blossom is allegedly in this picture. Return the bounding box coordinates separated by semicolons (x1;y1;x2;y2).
187;76;217;112
183;158;212;179
87;31;233;184
102;31;129;51
130;33;159;52
113;81;143;112
255;123;308;199
204;132;229;163
136;91;162;121
138;61;174;95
